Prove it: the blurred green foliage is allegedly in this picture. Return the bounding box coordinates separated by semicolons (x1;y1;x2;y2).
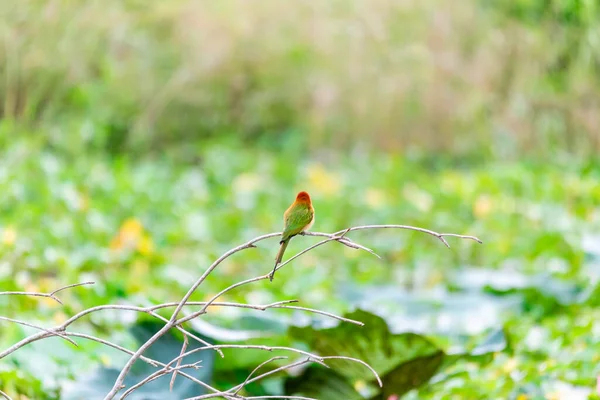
1;0;600;398
0;0;599;158
0;143;599;398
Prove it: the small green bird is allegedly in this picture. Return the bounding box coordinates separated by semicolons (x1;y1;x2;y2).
270;191;315;281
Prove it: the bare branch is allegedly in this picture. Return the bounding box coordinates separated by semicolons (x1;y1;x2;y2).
104;224;480;398
322;355;382;387
121;361;203;400
0;281;94;305
147;299;299;312
337;238;382;258
169;335;189;391
321;225;482;246
49;281;96;296
0;303;211;360
189;358;313;400
0;225;478;398
65;332;225;396
244;396;318;400
233;356;288;396
0;316;77;347
104;232;283;399
245;397;318;400
67;333;160;367
0;389;13;400
271;305;364;326
167;344;329;369
0;299;306;360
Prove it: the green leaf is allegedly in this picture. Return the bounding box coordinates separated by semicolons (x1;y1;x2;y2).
379;350;444;398
288;309;444;394
285;366;364;400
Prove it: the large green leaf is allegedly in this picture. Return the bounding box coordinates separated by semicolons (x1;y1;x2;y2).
287;310;508;399
289;309;442;381
285;366;364;400
379;351;444;398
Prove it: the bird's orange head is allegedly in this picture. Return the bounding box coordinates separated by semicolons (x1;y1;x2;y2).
295;191;311;204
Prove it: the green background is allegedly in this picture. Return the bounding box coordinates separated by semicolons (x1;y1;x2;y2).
0;0;599;399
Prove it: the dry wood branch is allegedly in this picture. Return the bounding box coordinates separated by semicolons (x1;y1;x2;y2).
245;397;318;400
271;305;364;326
104;232;282;398
0;281;94;304
66;332;226;396
188;358;312;400
188;357;329;400
0;299;335;360
233;356;288;396
0;315;77;347
0;390;12;400
167;344;329;369
0;224;479;399
169;335;189;391
105;224;480;398
121;360;203;399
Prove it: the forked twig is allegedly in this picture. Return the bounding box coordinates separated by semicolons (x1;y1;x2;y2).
233;356;288;396
0;281;94;305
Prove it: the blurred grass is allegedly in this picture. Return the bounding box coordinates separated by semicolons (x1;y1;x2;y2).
0;0;599;158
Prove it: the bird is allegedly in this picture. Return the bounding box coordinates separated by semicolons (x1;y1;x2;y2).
270;191;315;281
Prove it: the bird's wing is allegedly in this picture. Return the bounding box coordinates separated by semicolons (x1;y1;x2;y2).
282;205;313;241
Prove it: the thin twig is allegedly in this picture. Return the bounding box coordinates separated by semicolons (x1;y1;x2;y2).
68;333;160;367
337;238;382;258
271;305;364;326
322;355;382;387
0;316;77;347
167;344;328;369
245;397;318;400
189;358;313;400
0;299;313;360
233;356;288;396
0;281;94;305
170;335;189;391
322;225;483;247
104;232;282;399
121;361;203;399
185;357;314;400
0;390;12;400
147;299;299;312
65;332;225;396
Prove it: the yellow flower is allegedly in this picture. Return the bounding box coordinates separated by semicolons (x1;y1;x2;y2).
110;218;156;261
137;236;154;256
474;195;493;218
306;163;342;196
2;226;16;246
365;188;387;209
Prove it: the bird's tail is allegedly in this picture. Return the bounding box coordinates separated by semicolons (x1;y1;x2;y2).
270;240;289;281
